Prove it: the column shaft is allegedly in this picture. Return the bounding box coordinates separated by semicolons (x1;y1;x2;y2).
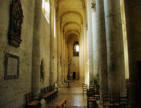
87;0;94;85
32;0;42;97
96;0;108;98
104;0;125;96
50;0;57;85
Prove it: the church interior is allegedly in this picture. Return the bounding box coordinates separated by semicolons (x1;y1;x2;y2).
0;0;141;108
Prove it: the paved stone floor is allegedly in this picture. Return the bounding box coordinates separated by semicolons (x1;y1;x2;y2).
47;81;87;108
48;87;87;108
40;80;99;108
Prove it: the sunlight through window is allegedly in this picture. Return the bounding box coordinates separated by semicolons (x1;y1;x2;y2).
73;41;79;56
76;45;79;52
42;0;50;22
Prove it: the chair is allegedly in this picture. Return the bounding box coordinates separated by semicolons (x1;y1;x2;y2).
110;96;120;108
82;83;87;94
89;85;95;90
120;96;128;108
56;98;67;108
103;95;113;108
25;93;40;108
45;87;48;93
87;89;96;108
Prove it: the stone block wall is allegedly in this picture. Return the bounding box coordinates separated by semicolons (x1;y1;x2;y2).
0;0;35;108
0;0;52;107
0;0;34;108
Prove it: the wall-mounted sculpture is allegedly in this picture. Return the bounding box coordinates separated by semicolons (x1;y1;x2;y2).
8;0;24;48
40;60;45;82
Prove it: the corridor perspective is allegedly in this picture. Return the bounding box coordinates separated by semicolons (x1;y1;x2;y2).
0;0;141;108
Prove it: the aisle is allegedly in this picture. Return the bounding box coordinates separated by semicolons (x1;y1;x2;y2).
48;81;87;108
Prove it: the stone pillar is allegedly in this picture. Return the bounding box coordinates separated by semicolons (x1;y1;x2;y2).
64;40;67;81
60;31;63;84
83;25;89;85
82;27;85;82
96;0;108;99
82;28;85;82
57;17;60;86
62;38;65;81
87;0;94;85
50;0;57;85
32;0;42;97
104;0;126;97
124;1;141;108
79;28;84;81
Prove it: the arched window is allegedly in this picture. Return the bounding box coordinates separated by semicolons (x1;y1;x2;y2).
73;41;79;56
42;0;50;22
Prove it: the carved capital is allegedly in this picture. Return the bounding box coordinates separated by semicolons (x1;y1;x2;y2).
91;2;96;9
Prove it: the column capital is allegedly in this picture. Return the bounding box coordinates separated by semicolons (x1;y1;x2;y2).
91;0;96;10
91;3;96;8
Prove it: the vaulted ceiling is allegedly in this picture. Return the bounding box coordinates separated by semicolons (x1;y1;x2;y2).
57;0;86;40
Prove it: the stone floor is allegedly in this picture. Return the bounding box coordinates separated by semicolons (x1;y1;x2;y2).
48;87;87;108
40;80;99;108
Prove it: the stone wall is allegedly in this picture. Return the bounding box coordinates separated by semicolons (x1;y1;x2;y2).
0;0;51;107
0;0;35;108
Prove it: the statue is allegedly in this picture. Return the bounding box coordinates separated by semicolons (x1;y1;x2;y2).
40;60;45;82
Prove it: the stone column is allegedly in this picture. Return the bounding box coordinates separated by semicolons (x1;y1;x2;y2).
83;25;89;85
124;1;141;108
82;27;85;82
96;0;108;99
79;28;84;81
64;40;67;81
57;17;61;86
87;0;94;85
32;0;42;97
50;0;57;85
62;38;65;81
82;28;85;82
104;0;126;96
60;31;63;84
